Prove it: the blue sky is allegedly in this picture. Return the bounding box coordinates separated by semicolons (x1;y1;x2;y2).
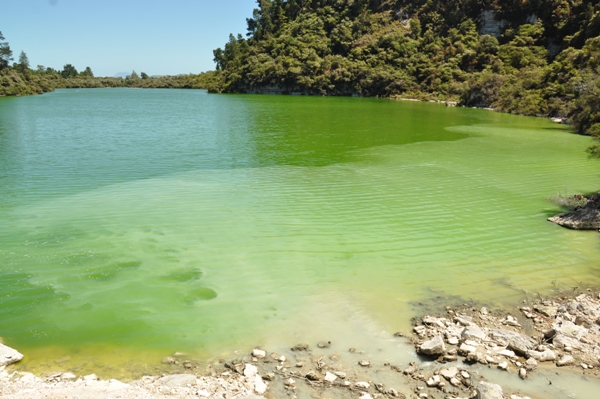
0;0;256;76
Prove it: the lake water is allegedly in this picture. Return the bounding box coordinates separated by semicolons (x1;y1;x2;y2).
1;88;599;381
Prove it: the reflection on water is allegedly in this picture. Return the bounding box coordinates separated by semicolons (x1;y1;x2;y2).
0;90;599;387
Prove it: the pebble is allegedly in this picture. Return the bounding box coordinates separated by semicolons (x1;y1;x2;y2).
557;355;575;367
358;360;370;367
354;381;370;390
278;355;286;363
317;341;331;348
333;371;346;379
519;368;527;379
329;354;339;361
324;372;337;382
498;362;508;370
251;349;266;358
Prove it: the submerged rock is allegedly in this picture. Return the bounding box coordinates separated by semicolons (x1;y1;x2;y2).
476;381;503;399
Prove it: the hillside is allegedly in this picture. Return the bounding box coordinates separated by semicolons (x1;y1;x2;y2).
210;0;599;143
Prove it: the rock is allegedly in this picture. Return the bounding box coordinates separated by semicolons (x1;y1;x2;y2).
450;377;462;386
440;367;458;380
461;326;487;341
253;375;267;394
329;354;339;361
324;372;337;382
414;325;427;335
553;321;587;340
358;360;371;367
360;394;374;399
108;379;129;390
460;370;470;379
263;372;275;381
497;349;516;358
244;364;258;378
157;374;197;387
447;336;460;345
557;355;575;367
291;343;309;351
284;378;296;389
61;372;77;381
519;368;527;379
305;371;321;381
454;315;473;326
426;375;441;387
251;349;266;358
498;362;508;370
553;334;582;350
333;371;346;379
197;390;211;398
525;357;538;370
534;305;558;318
162;356;177;364
355;381;370;390
527;349;556;362
548;193;600;230
476;381;503;399
317;341;331;348
419;335;446;356
489;329;537;356
458;343;477;355
423;315;446;328
0;344;23;367
387;388;399;397
278;355;286;362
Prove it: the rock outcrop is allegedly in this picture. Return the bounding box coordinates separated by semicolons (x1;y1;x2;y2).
548;193;600;230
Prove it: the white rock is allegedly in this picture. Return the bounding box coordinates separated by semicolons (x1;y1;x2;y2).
557;355;575;367
447;337;460;345
497;349;517;358
519;368;527;379
83;374;99;382
251;349;267;358
61;372;77;381
553;321;587;340
254;375;267;394
450;377;462;387
324;372;337;382
419;336;446;356
244;364;258;378
498;362;508;370
0;344;23;367
461;326;487;341
197;390;211;397
108;379;129;390
355;381;370;390
460;370;470;379
278;355;286;362
459;343;477;354
527;349;556;362
426;375;440;387
361;394;374;399
440;367;458;380
476;381;503;399
334;371;346;379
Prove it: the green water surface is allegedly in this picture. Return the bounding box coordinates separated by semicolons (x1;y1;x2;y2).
1;89;599;375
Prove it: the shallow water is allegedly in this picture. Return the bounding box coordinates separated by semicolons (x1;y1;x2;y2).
1;89;599;388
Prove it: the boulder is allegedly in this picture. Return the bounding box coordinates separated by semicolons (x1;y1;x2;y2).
534;305;558;318
0;344;23;367
553;321;587;340
527;349;556;362
476;382;503;399
419;336;446;356
557;355;575;367
489;329;537;356
461;326;487;342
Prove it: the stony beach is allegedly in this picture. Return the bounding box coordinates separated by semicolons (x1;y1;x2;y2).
2;288;600;399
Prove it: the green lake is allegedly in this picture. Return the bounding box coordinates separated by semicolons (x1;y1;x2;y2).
1;88;599;378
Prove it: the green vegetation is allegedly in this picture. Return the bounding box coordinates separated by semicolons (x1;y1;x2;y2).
0;30;218;96
210;0;600;140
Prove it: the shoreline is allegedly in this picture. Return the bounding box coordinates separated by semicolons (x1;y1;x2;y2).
2;287;599;398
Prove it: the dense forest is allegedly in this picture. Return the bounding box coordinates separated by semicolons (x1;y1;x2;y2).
0;31;216;96
210;0;600;150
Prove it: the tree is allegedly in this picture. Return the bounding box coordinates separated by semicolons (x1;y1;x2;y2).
17;51;29;73
140;72;149;79
61;64;78;78
36;65;45;74
80;66;94;77
127;70;139;79
0;31;13;70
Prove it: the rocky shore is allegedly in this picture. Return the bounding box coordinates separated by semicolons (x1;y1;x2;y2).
2;289;600;399
548;193;600;230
